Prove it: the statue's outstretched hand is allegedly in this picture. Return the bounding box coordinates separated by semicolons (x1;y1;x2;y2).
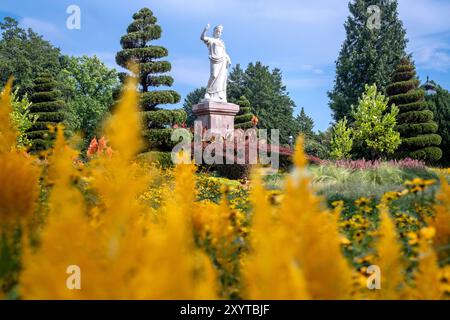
205;24;210;31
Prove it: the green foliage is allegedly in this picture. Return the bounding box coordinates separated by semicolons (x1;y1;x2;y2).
387;57;442;163
142;109;187;129
0;17;62;96
234;96;255;130
330;117;353;160
27;72;65;152
116;8;181;152
328;0;407;121
426;83;450;164
183;87;205;126
305;139;329;159
7;88;37;149
352;84;401;158
227;63;298;144
58;55;119;148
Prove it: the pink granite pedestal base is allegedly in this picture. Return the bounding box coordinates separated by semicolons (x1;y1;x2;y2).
192;100;240;138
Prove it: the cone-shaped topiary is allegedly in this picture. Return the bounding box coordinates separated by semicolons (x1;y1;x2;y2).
387;57;442;162
27;72;65;152
234;96;256;130
116;8;184;152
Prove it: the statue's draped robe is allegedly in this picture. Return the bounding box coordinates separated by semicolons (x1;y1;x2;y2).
203;37;229;102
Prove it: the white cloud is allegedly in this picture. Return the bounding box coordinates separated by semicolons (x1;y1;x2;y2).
20;17;63;39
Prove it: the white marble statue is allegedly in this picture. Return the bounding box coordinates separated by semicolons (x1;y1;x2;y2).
201;24;231;102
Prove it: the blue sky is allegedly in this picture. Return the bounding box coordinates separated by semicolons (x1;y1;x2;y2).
1;0;449;131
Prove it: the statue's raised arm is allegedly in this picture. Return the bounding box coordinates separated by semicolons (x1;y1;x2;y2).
201;24;210;42
201;24;230;102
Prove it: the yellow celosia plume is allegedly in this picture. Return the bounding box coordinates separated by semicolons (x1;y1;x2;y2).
0;79;17;153
243;170;309;299
409;238;443;300
372;204;406;300
432;178;450;263
0;79;40;226
20;74;217;299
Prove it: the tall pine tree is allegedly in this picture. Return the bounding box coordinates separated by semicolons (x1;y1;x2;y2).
296;107;314;138
227;62;298;144
329;0;407;121
116;8;184;152
387;58;442;162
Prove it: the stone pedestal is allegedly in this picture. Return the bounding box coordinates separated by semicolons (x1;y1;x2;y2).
193;100;240;138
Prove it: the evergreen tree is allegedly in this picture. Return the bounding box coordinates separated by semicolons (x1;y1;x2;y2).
27;72;65;152
234;96;256;130
296;107;314;138
329;0;407;121
425;82;450;164
227;62;297;144
183;87;206;127
0;17;62;96
116;8;183;152
387;58;442;162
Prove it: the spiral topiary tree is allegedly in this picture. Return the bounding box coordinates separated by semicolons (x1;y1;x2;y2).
387;57;442;162
27;72;65;152
116;8;184;152
234;96;255;130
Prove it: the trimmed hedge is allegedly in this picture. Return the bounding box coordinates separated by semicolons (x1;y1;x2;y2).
141;91;181;110
147;75;174;87
27;73;65;152
397;101;428;113
140;61;171;74
116;46;169;65
388;57;442;162
386;79;420;96
120;25;162;47
396;122;438;137
392;71;416;83
235;114;253;123
29;100;65;113
401;134;442;149
396;110;433;124
407;147;443;163
389;89;425;106
141;109;187;129
234;96;255;130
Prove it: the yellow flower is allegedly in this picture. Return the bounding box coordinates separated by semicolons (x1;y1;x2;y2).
440;266;450;294
404;178;436;193
382;191;399;203
406;232;419;246
340;236;351;245
420;227;436;241
355;197;371;207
